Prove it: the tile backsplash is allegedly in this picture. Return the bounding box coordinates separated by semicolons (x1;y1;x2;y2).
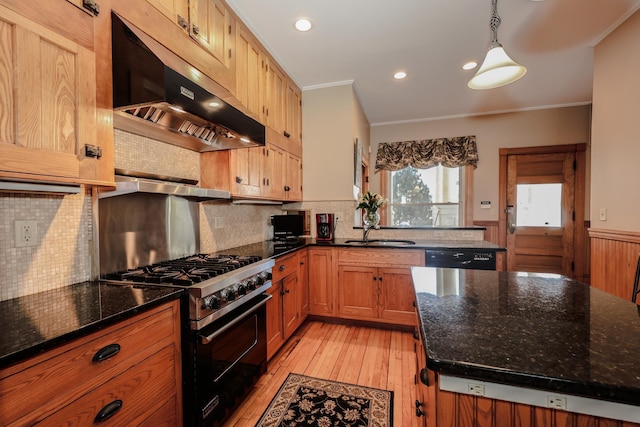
0;191;93;301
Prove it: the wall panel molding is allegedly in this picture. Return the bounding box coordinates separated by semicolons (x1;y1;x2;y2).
589;228;640;301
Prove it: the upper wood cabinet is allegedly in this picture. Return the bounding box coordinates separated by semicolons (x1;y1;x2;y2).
286;80;302;146
0;1;112;186
235;23;263;120
284;152;302;201
264;57;287;137
143;0;233;70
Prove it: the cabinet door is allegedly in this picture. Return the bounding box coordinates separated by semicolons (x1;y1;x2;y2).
144;0;190;31
286;80;302;145
337;265;378;319
378;267;416;325
235;24;263;119
299;250;309;317
263;144;285;200
266;282;284;360
265;58;287;135
189;0;231;67
282;273;299;339
0;4;96;183
308;248;334;315
231;146;262;197
284;153;302;201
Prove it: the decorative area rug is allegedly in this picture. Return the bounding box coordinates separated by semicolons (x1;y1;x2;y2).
255;373;393;426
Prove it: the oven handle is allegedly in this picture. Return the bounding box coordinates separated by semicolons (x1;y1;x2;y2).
199;294;272;344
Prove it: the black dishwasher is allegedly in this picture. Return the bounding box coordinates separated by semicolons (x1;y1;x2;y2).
425;249;497;270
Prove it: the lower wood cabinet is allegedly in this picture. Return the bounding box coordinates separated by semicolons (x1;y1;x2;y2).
307;247;335;316
336;248;424;326
266;249;309;360
0;300;182;426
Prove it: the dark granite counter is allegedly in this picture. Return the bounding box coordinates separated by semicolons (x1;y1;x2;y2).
223;237;504;259
411;267;640;406
0;282;184;368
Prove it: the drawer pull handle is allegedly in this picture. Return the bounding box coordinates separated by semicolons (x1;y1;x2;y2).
92;343;121;362
94;399;122;422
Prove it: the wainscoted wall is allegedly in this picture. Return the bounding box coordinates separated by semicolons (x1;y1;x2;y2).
0;191;93;301
589;228;640;300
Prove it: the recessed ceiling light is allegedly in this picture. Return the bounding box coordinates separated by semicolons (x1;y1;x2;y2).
294;18;313;32
463;61;478;71
393;71;407;80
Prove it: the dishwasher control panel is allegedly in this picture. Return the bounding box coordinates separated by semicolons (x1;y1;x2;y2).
425;249;497;270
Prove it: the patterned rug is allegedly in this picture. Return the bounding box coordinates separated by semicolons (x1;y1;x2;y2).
255;373;393;427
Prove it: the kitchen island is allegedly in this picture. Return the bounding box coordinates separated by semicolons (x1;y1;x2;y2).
412;267;640;426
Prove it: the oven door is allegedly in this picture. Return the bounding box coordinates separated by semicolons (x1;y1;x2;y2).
190;293;270;426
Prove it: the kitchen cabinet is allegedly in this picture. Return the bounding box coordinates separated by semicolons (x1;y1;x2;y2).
308;247;336;316
264;57;287;139
0;300;182;426
286;80;302;146
336;248;424;326
299;249;309;315
0;0;112;186
414;325;435;426
235;23;264;120
267;250;307;360
284;152;302;201
262;143;285;200
144;0;233;70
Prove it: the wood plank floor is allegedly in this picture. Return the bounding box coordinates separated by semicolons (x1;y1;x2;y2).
222;320;422;426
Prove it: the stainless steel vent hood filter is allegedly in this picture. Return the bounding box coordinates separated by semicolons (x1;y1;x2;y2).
111;13;265;152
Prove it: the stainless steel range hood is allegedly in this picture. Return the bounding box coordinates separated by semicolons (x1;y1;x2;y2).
111;13;265;152
98;170;230;200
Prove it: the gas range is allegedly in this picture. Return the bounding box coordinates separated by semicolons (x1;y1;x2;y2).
102;254;274;330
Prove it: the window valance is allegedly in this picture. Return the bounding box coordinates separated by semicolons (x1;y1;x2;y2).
374;135;478;171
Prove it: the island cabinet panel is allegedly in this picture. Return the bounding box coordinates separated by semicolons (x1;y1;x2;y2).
0;300;182;426
0;1;113;185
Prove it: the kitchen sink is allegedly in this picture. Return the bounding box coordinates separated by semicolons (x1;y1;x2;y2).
344;239;416;245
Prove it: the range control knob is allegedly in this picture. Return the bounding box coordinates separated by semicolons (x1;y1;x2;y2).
203;295;221;310
237;282;248;295
220;288;235;302
246;278;257;290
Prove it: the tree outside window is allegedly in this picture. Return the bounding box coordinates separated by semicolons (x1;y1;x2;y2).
388;165;461;226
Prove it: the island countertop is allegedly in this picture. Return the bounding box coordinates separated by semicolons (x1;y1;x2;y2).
411;267;640;407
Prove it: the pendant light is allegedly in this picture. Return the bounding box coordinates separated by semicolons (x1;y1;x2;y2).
468;0;526;90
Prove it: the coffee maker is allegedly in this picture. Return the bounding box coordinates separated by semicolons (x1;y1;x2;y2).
316;213;335;241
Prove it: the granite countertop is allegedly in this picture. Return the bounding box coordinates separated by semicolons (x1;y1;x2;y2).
411;267;640;406
224;237;504;260
0;282;184;368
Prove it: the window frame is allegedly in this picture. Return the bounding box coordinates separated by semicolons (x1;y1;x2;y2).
379;164;474;227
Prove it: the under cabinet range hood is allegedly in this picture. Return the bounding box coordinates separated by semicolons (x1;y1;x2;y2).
98;170;230;201
111;13;265;152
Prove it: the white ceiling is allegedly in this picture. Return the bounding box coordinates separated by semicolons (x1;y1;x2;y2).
226;0;640;125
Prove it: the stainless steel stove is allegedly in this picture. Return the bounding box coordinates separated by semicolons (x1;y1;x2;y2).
103;253;274;330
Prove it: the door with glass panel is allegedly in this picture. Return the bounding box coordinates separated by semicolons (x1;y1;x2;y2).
504;151;576;275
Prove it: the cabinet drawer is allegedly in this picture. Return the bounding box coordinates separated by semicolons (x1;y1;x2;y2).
338;248;424;267
0;302;178;426
273;252;300;282
36;344;178;426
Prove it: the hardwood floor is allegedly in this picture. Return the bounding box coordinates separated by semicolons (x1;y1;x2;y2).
222;320;422;426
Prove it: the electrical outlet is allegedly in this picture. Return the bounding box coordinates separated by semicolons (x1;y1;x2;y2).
15;220;37;248
467;382;485;396
547;395;567;410
214;217;224;229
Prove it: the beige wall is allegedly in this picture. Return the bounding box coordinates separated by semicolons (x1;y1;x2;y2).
302;83;370;201
370;105;592;222
591;9;640;232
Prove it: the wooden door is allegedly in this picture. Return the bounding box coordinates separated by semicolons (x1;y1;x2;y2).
266;281;283;360
263;144;285;200
308;248;334;315
500;145;585;277
298;250;309;317
284;153;302;201
337;265;378;319
378;267;416;325
265;58;287;134
282;273;299;338
189;0;231;67
286;80;302;145
231;146;262;197
235;26;263;119
0;4;96;183
144;0;189;31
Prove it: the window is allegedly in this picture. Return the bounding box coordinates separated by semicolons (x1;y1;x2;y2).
516;183;562;227
385;165;463;226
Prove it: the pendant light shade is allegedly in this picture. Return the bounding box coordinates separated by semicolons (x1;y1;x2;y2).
468;0;526;90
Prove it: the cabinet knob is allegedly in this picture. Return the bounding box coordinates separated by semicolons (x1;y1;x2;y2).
177;15;188;29
279;265;286;271
192;25;200;35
